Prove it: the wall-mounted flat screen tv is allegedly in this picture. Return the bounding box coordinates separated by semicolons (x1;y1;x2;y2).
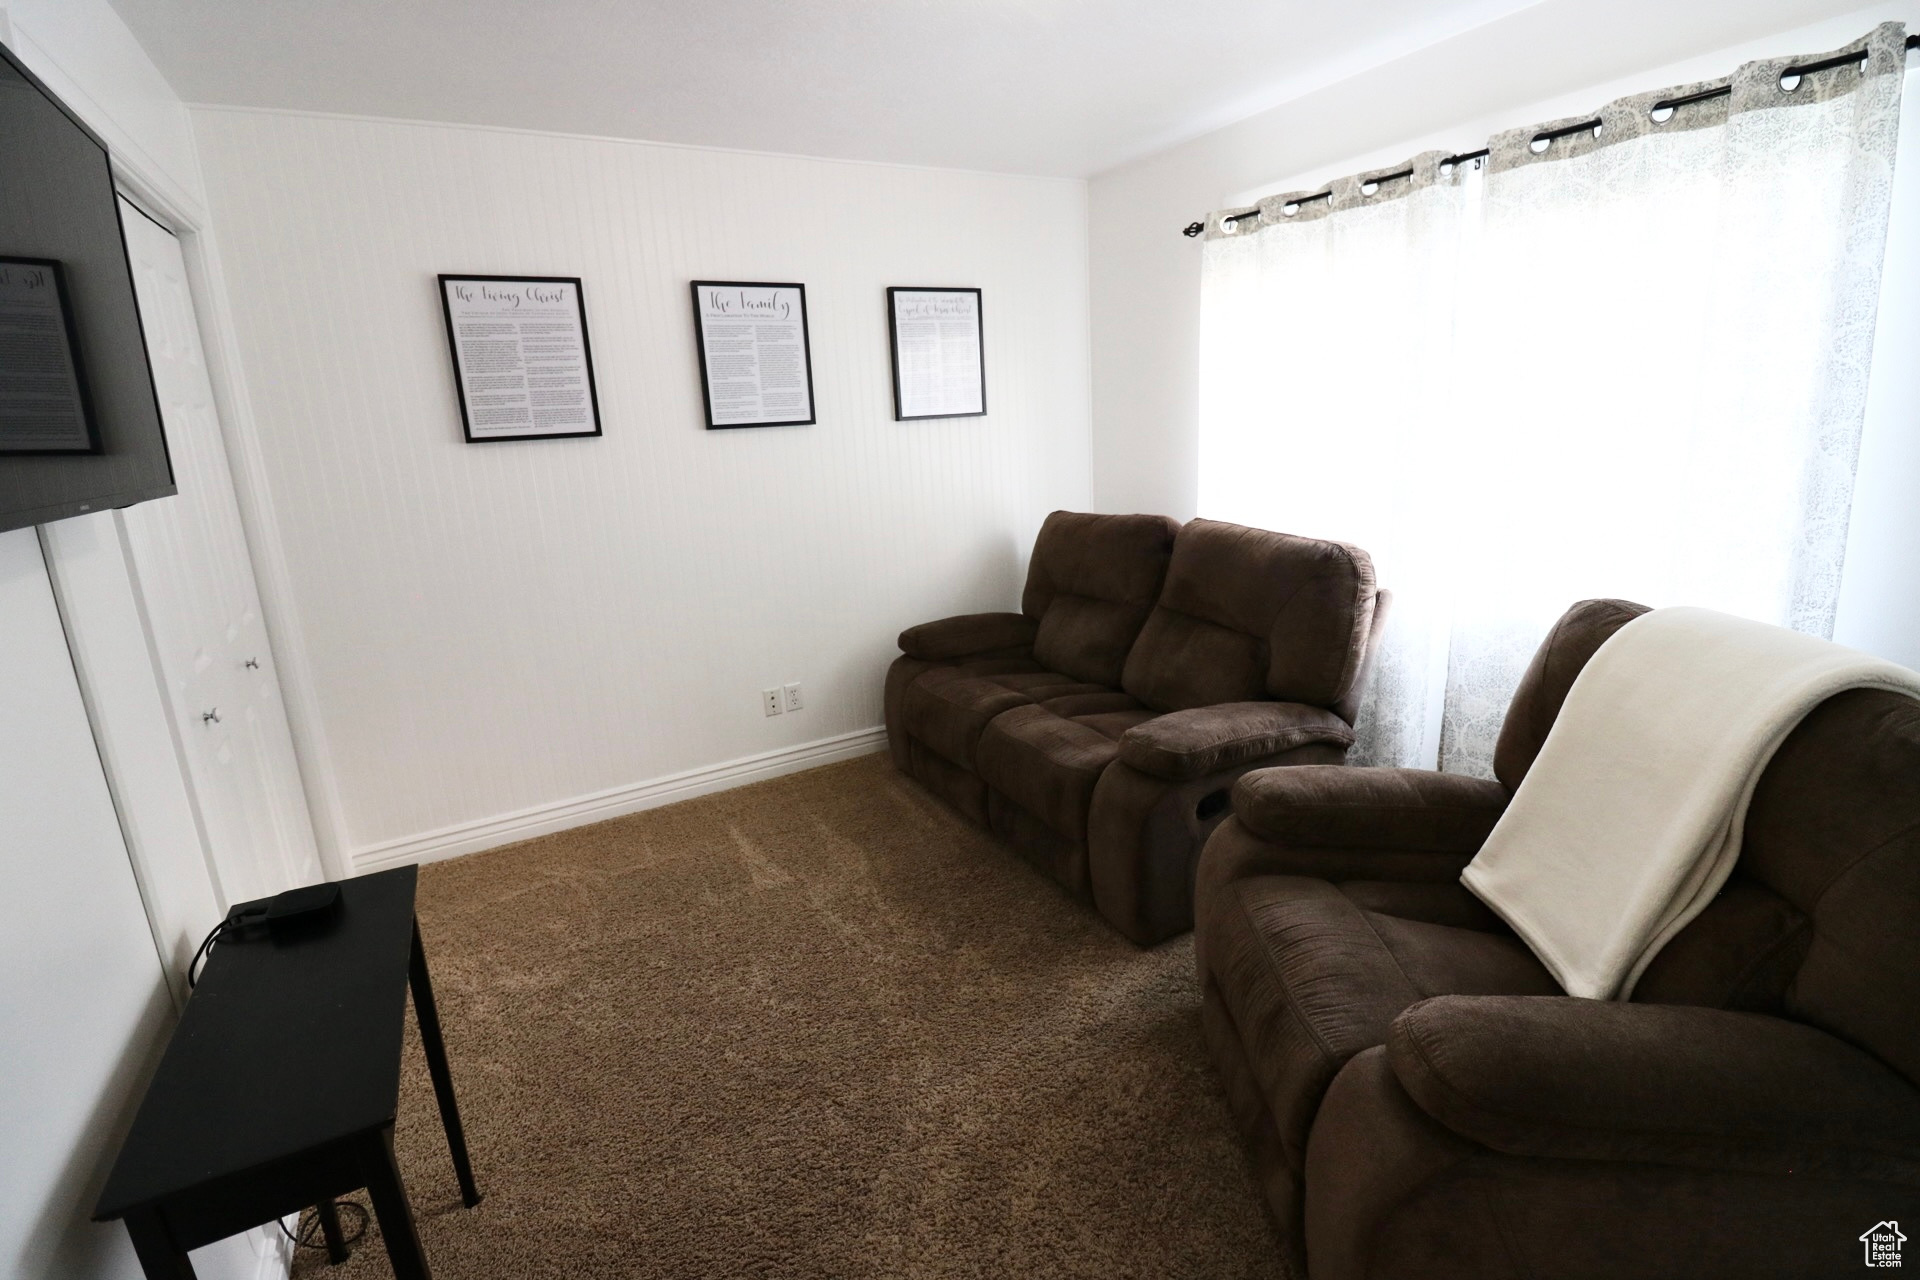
0;40;172;534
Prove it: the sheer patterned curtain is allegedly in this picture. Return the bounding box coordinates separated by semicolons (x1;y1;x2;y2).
1200;24;1907;775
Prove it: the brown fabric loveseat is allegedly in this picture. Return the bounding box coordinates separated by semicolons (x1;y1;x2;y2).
1196;597;1920;1279
885;510;1384;945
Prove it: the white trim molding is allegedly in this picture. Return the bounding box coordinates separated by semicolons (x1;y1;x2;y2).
351;726;888;873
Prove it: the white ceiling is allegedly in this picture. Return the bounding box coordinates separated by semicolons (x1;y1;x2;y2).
104;0;1550;177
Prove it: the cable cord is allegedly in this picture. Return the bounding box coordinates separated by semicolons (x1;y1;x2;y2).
187;902;275;988
279;1200;369;1251
185;919;230;989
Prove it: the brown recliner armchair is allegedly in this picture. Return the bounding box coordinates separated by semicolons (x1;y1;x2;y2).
1196;597;1920;1279
885;510;1385;944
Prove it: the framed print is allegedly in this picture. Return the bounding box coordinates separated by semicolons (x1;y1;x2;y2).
689;281;815;429
438;274;602;442
887;287;984;421
0;257;100;453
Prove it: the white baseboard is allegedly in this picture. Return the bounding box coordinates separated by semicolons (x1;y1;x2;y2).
350;726;887;873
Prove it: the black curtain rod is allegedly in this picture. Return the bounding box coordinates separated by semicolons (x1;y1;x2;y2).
1182;34;1920;237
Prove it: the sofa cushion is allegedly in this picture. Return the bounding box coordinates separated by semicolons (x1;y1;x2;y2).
1203;875;1557;1174
1233;765;1509;852
1630;874;1808;1013
986;790;1092;895
1304;1045;1900;1280
896;611;1038;662
1022;511;1181;687
975;695;1156;840
1734;688;1920;1091
1336;881;1509;933
904;740;990;827
902;665;1101;771
1121;520;1376;713
1116;701;1353;781
1388;995;1920;1186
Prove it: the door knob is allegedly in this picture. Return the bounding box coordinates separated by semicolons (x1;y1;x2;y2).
202;709;221;724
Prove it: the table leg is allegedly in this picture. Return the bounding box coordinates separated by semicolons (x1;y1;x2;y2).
361;1126;432;1280
315;1198;350;1264
409;916;482;1208
124;1207;197;1280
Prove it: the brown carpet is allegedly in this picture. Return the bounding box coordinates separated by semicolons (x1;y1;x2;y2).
293;753;1284;1279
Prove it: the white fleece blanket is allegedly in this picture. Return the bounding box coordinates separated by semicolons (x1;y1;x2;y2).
1462;606;1920;1000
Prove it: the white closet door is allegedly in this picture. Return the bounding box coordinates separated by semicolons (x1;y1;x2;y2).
117;199;321;905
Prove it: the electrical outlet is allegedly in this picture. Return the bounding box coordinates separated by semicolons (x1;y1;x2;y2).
762;688;783;717
784;682;803;712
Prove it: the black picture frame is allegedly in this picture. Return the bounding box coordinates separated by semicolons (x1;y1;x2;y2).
438;273;603;443
689;280;816;430
887;286;985;421
0;255;102;454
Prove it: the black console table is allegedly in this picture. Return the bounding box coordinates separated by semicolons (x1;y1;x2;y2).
95;866;479;1279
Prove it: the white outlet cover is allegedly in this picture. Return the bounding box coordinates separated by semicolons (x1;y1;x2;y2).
784;682;803;711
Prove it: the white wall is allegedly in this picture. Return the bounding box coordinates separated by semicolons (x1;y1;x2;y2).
189;108;1092;869
1087;0;1917;520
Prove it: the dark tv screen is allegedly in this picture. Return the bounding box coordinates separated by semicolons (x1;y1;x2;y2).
0;40;172;534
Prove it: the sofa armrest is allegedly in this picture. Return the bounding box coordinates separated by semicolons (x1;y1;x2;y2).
1389;995;1920;1185
896;612;1037;662
1118;702;1353;781
1230;765;1508;852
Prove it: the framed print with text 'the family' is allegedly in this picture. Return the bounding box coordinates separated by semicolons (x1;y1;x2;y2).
689;281;815;429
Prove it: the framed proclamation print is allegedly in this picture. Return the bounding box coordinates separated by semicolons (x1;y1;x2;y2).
0;257;100;453
689;281;815;429
439;274;602;442
887;287;984;421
